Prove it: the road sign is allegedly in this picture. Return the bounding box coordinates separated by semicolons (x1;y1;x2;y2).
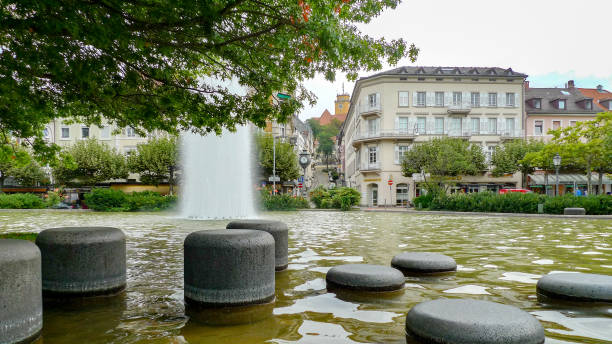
298;183;303;188
388;180;393;186
298;176;304;183
268;176;280;182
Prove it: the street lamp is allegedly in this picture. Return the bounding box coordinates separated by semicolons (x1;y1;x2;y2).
553;153;561;196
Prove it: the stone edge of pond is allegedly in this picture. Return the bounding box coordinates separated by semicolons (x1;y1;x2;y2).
360;208;612;219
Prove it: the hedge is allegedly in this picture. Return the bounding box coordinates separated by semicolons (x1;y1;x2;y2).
260;189;310;211
0;193;47;209
84;188;177;212
428;192;612;215
310;186;360;211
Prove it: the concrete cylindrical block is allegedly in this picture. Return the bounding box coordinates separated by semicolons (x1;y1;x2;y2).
36;227;126;297
184;229;275;307
226;220;289;271
564;207;586;215
0;239;42;344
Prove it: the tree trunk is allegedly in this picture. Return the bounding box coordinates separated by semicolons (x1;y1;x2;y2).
0;175;4;193
586;161;592;195
598;171;603;195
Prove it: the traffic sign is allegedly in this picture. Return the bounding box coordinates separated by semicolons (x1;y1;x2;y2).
298;183;303;188
388;180;393;186
298;176;304;183
268;176;280;182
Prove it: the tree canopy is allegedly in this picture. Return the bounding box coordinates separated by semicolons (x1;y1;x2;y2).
491;139;545;186
0;140;49;188
256;134;300;182
52;139;129;187
401;138;486;193
1;1;417;152
127;137;179;194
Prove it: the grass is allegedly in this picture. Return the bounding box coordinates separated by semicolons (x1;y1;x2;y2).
0;232;38;242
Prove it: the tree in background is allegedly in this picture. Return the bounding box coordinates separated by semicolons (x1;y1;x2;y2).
0;140;49;189
256;134;300;183
52;139;128;187
401;138;486;194
491;139;545;186
128;137;179;195
10;160;49;187
307;118;342;170
1;1;417;155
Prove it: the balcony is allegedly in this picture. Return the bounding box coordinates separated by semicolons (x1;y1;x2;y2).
447;104;472;114
359;102;382;116
353;129;416;145
359;162;380;172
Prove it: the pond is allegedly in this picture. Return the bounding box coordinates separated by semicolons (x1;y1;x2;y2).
1;210;611;343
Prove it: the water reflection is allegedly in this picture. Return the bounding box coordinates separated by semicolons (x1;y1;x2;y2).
1;210;610;343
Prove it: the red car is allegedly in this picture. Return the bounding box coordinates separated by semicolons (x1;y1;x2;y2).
499;188;532;194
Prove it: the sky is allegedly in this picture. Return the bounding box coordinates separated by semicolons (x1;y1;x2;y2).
298;0;612;120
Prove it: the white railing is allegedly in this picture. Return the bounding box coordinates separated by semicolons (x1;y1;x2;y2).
447;104;472;112
354;129;415;141
353;128;524;140
360;162;380;170
359;102;382;115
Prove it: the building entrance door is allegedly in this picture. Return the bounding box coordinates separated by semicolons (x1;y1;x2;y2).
368;184;378;206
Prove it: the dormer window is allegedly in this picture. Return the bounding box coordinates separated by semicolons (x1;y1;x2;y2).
558;99;566;110
585;100;592;110
533;99;541;109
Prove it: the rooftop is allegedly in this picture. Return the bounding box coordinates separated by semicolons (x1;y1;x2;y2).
362;66;527;80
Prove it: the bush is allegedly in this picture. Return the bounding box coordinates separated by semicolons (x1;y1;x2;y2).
84;189;177;212
259;188;310;210
413;194;434;209
0;193;46;209
309;186;360;210
429;192;611;215
45;191;61;207
84;188;128;211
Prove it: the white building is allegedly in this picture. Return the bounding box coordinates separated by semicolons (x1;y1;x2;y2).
338;66;527;206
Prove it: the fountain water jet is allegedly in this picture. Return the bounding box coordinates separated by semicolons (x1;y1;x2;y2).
180;126;256;219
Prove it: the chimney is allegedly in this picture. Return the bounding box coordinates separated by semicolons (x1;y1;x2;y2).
524;81;530;89
567;80;575;88
597;85;603;92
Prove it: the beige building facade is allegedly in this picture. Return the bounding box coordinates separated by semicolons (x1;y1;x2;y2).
339;66;527;206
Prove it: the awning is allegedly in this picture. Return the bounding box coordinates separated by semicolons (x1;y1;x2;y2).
528;173;612;185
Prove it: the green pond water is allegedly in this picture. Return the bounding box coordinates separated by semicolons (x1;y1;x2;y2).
1;210;611;344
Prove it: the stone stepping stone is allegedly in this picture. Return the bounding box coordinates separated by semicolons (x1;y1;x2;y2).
406;299;545;344
326;264;405;292
226;219;289;271
391;252;457;275
36;227;126;297
184;229;275;307
537;273;612;302
0;239;42;344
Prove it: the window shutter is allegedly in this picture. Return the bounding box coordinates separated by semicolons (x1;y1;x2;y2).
426;92;433;107
463;92;470;107
480;118;487;132
514;93;519;108
444;118;450;134
427;118;435;134
394;117;400;130
375;93;381;107
444;92;451;106
498;93;504;107
412;92;418;106
362;96;368;111
498;118;504;132
394;145;399;164
481;93;487;107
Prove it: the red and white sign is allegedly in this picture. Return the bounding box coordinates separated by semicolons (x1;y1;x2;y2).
298;183;303;188
387;180;393;186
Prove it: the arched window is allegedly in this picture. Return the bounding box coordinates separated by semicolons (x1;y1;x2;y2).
396;183;409;206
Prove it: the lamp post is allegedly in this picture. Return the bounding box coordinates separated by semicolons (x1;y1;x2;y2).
298;150;311;197
553;153;561;197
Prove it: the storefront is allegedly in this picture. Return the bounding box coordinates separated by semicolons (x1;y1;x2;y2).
527;173;612;195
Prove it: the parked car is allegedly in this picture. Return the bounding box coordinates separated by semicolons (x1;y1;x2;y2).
499;188;532;194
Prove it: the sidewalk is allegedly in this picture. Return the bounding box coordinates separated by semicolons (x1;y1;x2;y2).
359;207;612;219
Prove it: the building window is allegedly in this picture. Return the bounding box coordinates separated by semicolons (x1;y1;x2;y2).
471;92;480;107
486;145;496;164
417;92;426;107
43;127;50;138
471;118;480;134
399;91;409;107
552;120;561;130
558;100;566;110
488;93;497;107
416;117;426;134
61;127;70;139
488;118;497;134
396;184;409;206
126;127;137;137
584;100;592;110
396;145;410;163
398;117;409;132
368;146;377;164
81;127;89;139
608;101;612;110
101;126;111;139
124;146;137;156
533;99;541;109
367;118;379;135
569;120;577;127
434;117;444;134
338;104;343;109
368;93;377;107
505;118;515;134
535;120;543;135
452;92;462;106
435;92;444;106
506;93;515;107
450;117;462;135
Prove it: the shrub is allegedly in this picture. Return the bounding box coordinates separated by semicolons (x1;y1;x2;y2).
429;192;611;215
84;188;128;211
413;194;434;209
259;188;310;211
0;193;46;209
310;186;360;210
45;191;61;207
126;191;177;211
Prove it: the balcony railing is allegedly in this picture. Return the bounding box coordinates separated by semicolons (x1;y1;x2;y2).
359;102;382;115
447;104;472;114
354;129;416;141
353;128;524;143
360;162;380;171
